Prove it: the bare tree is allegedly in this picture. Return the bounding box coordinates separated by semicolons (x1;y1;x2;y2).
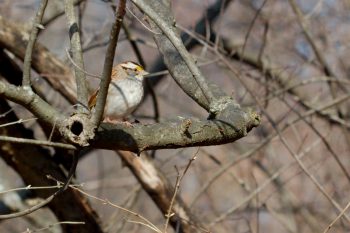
0;0;349;233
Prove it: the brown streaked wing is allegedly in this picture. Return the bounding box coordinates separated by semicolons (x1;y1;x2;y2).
88;89;99;109
111;66;119;80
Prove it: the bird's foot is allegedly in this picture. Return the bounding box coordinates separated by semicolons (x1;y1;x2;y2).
103;117;134;127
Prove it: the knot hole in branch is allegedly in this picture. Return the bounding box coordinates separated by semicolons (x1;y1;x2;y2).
71;120;83;136
63;114;95;147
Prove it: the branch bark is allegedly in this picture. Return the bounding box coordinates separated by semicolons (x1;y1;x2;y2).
94;114;259;153
65;0;89;112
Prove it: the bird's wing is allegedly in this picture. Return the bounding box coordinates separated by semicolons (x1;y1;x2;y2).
88;89;99;109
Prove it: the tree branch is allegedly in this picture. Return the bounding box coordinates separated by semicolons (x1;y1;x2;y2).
0;80;64;126
94;113;259;153
91;0;126;126
0;77;259;152
0;17;76;103
43;0;85;27
0;135;76;150
145;0;233;90
65;0;89;112
131;0;216;110
22;0;48;87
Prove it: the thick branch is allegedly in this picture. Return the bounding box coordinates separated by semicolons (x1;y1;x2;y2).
132;0;216;110
0;77;259;151
145;0;233;89
93;112;259;153
133;0;245;123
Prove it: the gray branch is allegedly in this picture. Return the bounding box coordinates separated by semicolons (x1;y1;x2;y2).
22;0;48;87
91;0;126;126
64;0;89;112
93;113;259;153
43;0;85;27
0;79;259;152
131;0;216;110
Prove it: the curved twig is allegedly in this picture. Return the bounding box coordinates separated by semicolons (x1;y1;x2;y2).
22;0;48;87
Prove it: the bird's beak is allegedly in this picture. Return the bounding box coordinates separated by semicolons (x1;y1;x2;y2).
141;70;150;76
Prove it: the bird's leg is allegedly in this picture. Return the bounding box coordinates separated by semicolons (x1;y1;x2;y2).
120;117;134;127
103;117;134;127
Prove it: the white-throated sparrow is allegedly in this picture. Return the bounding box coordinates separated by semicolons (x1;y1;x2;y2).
88;61;149;122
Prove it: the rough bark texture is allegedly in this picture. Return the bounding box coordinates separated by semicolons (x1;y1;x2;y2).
94;113;259;153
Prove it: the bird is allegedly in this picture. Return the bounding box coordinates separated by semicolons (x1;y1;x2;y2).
88;61;149;123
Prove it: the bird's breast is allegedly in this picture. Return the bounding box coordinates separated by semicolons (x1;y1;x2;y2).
104;78;144;118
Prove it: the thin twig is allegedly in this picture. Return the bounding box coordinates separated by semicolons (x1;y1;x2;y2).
0;117;37;128
126;5;162;35
263;77;350;103
323;198;350;233
22;0;48;87
107;186;141;232
72;186;162;233
0;151;78;219
21;221;85;233
65;48;101;79
216;51;350;222
164;149;198;232
91;0;126;126
0;135;76;150
0;184;63;195
190;92;350;207
279;94;350;182
288;0;347;102
288;0;335;79
208;138;321;226
240;0;268;59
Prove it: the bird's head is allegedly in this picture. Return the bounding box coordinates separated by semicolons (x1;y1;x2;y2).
119;61;149;79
